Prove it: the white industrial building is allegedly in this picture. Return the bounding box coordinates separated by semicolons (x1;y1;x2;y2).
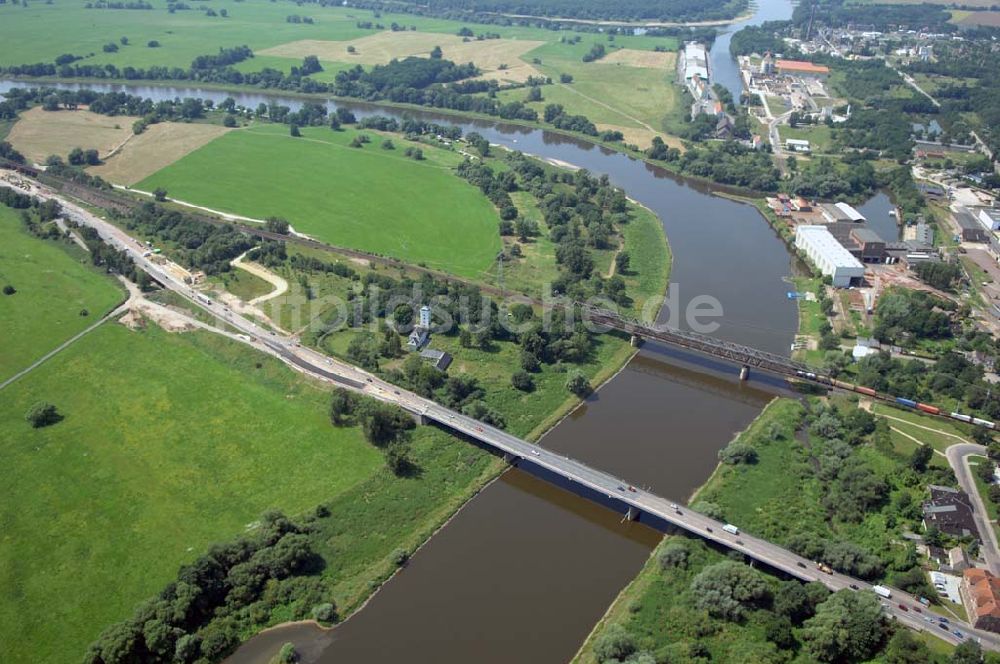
977;207;1000;232
682;42;709;81
795;225;865;287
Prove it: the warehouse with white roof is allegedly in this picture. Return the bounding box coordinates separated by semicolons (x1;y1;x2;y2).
795;225;865;287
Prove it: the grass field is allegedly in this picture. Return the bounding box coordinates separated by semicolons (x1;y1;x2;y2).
6;106;137;164
137;123;502;277
0;205;125;383
89;120;232;185
778;124;834;155
0;0;683;145
494;41;680;149
951;10;1000;27
0;322;385;663
0;0;677;73
261;32;546;84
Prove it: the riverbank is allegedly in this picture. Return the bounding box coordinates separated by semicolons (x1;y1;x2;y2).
572;389;970;662
1;77;778;199
570;397;801;664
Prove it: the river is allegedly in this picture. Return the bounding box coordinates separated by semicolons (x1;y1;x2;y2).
0;4;804;660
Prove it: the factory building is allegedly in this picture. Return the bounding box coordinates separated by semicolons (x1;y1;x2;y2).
904;223;934;246
956;209;989;242
977;208;1000;232
776;59;830;79
850;227;886;263
820;202;866;224
682;42;709;81
795;225;865;287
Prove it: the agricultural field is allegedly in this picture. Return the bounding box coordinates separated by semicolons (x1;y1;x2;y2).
260;32;547;84
950;10;1000;27
0;205;125;383
495;39;681;149
89;120;232;185
6;106;136;165
0;1;684;146
0;322;386;663
137;123;503;278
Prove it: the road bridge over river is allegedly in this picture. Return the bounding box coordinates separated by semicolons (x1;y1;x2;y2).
9;175;999;652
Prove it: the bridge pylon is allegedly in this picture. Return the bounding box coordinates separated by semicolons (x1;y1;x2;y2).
626;505;640;521
630;334;642;348
739;365;750;381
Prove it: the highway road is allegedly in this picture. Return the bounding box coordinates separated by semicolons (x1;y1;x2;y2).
10;177;1000;652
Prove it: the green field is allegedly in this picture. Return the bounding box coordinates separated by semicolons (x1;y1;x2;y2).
494;39;680;146
0;323;384;663
137;124;503;277
0;205;125;383
0;0;683;147
0;0;677;72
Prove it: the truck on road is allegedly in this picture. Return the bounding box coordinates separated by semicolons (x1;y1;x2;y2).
873;585;892;599
722;524;739;535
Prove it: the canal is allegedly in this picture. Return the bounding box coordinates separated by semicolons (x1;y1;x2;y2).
1;4;805;659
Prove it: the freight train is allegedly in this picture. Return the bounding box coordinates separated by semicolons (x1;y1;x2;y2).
794;371;996;430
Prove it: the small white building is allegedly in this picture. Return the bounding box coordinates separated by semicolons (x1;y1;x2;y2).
785;138;811;153
407;305;433;351
795;225;865;287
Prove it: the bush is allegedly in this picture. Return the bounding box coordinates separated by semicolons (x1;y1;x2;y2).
566;371;591;397
2;284;15;295
391;547;409;566
311;603;336;624
690;560;770;621
592;624;636;663
719;441;758;465
691;500;724;520
511;370;534;392
25;402;61;428
657;541;689;570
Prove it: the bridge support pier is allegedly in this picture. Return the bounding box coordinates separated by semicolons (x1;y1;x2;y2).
503;452;515;465
626;505;640;521
411;412;428;426
630;334;642;348
739;365;750;381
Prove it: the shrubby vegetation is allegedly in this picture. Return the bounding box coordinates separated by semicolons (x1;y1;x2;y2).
729;21;792;57
117;202;255;275
458;150;636;306
83;511;322;664
793;0;954;33
356;0;747;22
647;139;780;191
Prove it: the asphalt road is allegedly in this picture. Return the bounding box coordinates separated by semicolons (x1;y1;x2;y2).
948;443;1000;575
14;178;1000;652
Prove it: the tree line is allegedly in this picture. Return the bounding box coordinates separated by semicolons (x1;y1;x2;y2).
84;512;322;664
